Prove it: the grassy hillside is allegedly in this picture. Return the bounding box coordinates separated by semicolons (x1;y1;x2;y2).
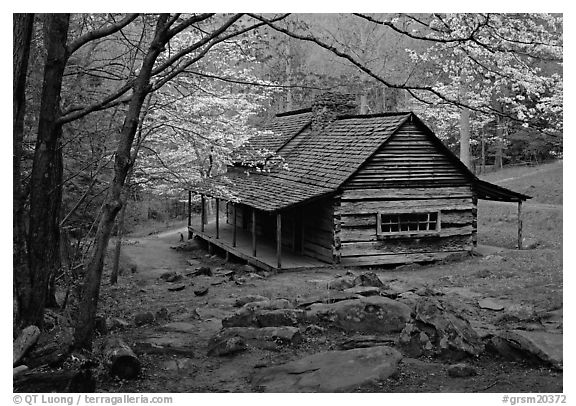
479;160;563;204
477;161;562;250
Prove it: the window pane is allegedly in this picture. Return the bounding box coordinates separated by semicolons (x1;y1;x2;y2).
379;211;440;234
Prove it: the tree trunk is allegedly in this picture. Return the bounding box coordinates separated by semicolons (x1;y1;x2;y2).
459;106;471;168
74;15;170;350
20;14;70;328
110;202;127;285
360;92;369;114
285;39;293;110
494;114;504;169
13;13;34;327
480;131;486;174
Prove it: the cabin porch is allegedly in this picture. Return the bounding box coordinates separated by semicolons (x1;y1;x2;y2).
187;193;333;272
188;220;330;272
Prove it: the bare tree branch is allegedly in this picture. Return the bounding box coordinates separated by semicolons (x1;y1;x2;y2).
67;13;139;56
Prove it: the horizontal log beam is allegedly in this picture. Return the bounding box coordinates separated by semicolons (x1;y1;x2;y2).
340;251;468;266
340;198;473;215
341;187;473;201
340;225;473;242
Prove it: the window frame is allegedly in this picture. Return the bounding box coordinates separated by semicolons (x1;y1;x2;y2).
376;210;442;239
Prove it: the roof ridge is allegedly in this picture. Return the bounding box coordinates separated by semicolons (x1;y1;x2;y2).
336;112;412;119
275;107;312;117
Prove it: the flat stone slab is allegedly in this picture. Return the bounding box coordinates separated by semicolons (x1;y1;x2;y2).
308;296;411;334
498;330;563;369
478;298;505;311
159;321;200;334
252;346;402;392
343;286;381;296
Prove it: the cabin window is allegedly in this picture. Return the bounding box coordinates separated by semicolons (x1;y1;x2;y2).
377;211;440;237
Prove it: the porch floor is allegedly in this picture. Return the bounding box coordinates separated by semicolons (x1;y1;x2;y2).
188;221;330;272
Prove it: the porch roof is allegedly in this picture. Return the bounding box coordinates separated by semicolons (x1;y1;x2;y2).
474;179;532;202
208;172;334;212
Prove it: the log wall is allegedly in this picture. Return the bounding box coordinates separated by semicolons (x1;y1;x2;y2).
346;122;469;189
338;187;475;265
338;119;476;266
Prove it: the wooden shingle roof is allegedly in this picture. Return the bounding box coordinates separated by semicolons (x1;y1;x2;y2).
234;109;312;157
211;112;411;211
273;114;410;189
210;171;334;212
202;110;529;211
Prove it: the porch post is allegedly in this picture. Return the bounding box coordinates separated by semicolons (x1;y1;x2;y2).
215;198;220;239
252;208;257;257
277;213;282;269
292;211;298;250
187;191;192;239
517;200;523;250
232;204;237;247
200;194;205;233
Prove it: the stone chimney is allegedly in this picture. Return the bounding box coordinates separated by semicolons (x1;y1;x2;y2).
311;92;357;132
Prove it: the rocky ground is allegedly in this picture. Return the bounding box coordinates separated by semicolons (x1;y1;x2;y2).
88;227;563;393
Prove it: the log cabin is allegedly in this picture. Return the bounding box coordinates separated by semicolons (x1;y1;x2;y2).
187;93;530;271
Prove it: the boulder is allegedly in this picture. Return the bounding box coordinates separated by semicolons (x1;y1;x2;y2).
343;286;381;297
398;297;484;360
193;287;209;296
327;276;356;290
397;322;435;357
195;266;212;276
168;284;186;292
166;274;183;283
304;325;325;335
414;286;442;297
223;299;298;328
234;295;269;307
497;304;540;325
159;271;182;282
243;299;293;312
107;317;130;331
162;358;196;372
308;296;411;334
395;291;421;309
447;363;477;378
521;237;540;249
213;326;301;346
207;336;247;357
209;277;227;286
134;312;155;326
155;308;170;320
251;346;402;392
491;330;562;369
353;272;385;288
222;308;257;328
256;309;306;327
